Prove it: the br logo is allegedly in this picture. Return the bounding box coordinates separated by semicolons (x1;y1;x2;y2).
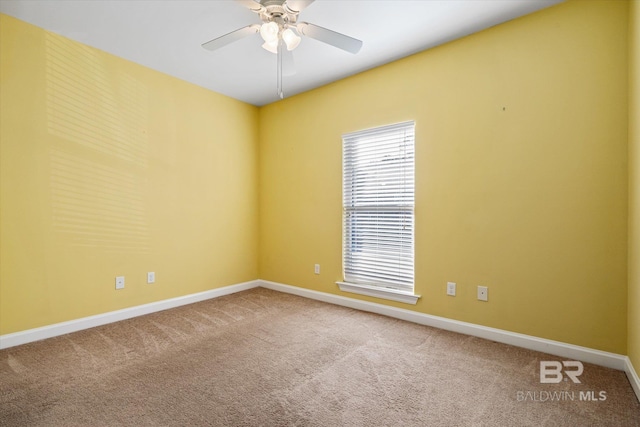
540;361;584;384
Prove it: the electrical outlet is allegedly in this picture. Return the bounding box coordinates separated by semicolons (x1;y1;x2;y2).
115;276;125;290
477;286;488;301
147;272;155;284
314;264;320;275
447;282;456;296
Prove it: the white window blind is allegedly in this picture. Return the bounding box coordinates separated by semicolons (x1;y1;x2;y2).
342;121;415;293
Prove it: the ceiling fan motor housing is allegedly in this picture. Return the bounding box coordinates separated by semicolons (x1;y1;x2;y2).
258;0;299;27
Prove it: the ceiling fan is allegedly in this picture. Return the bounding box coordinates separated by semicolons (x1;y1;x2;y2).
202;0;363;99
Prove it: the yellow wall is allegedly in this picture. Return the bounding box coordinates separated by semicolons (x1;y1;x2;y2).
0;14;259;335
1;0;633;357
629;0;640;372
259;0;629;353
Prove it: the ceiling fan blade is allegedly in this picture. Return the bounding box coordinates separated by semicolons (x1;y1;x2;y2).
235;0;262;11
202;25;259;51
297;22;362;54
282;47;296;76
285;0;315;13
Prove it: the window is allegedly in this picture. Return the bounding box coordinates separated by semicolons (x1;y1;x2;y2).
338;121;418;304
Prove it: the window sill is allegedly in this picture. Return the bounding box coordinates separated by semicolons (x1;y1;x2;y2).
336;282;420;305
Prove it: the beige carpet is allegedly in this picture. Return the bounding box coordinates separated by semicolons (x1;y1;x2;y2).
1;287;639;426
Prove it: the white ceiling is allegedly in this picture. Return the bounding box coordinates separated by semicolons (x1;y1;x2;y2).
0;0;563;106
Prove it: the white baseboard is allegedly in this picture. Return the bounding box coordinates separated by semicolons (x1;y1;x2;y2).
626;357;640;403
259;280;628;372
0;280;261;350
1;276;634;394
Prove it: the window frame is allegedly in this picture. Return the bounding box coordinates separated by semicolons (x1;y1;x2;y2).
337;121;419;305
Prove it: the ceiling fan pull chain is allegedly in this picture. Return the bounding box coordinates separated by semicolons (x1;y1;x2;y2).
277;38;284;99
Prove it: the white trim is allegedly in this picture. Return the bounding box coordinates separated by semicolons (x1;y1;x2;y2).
336;281;420;304
625;357;640;403
0;280;260;350
259;280;628;371
2;276;635;398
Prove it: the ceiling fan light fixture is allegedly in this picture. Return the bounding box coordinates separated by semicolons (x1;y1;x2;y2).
282;28;301;51
262;40;279;54
259;21;279;43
